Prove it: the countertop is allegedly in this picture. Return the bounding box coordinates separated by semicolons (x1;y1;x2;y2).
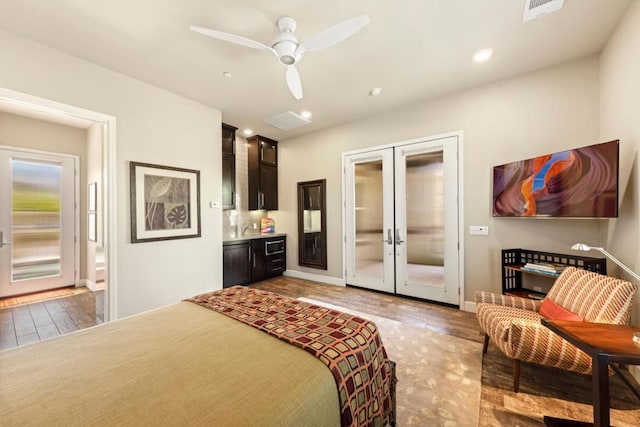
223;232;287;244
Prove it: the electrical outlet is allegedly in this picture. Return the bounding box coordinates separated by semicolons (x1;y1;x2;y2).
469;225;489;236
533;286;543;293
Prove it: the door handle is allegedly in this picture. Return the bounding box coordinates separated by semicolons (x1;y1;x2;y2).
383;228;393;245
395;229;404;245
0;231;10;247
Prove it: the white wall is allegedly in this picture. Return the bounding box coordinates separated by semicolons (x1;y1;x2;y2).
277;56;605;303
0;29;223;318
600;0;640;319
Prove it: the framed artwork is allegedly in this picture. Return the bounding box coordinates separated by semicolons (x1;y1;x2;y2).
88;212;97;242
88;182;97;212
129;161;201;243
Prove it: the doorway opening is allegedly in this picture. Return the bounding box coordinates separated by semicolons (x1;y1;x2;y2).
0;87;116;346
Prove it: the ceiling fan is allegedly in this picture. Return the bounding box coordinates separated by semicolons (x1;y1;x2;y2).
190;15;370;100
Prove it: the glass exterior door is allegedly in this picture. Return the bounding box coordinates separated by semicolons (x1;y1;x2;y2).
344;149;395;293
0;148;76;297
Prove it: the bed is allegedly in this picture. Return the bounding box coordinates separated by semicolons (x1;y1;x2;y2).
1;286;396;426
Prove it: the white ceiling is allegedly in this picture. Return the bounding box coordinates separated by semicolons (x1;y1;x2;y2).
0;0;632;140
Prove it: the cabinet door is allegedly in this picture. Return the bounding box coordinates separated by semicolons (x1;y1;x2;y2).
260;138;278;166
303;233;323;264
222;154;235;210
303;185;321;210
259;165;278;210
251;240;266;282
222;124;236;155
223;243;251;288
222;124;237;211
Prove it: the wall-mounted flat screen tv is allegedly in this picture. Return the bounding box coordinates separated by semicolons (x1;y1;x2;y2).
492;140;619;218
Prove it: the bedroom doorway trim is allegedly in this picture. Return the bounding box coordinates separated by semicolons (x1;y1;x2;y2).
0;87;117;321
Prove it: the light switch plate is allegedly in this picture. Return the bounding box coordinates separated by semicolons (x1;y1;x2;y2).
470;225;489;236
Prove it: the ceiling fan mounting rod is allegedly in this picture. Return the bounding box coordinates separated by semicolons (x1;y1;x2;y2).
274;17;300;65
277;16;297;33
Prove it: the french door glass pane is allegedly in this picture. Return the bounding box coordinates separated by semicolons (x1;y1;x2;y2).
405;151;444;285
11;160;62;281
354;161;384;277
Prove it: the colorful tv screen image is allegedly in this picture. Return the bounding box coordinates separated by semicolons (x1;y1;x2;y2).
492;140;619;218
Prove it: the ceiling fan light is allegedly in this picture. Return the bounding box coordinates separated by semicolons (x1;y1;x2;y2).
273;35;299;65
280;55;295;65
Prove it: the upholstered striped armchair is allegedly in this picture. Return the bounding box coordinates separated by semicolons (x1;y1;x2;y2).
475;267;637;392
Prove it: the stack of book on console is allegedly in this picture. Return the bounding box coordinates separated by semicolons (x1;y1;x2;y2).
521;262;566;276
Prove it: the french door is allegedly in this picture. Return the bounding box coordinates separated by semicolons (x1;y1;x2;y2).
344;136;460;305
0;148;77;297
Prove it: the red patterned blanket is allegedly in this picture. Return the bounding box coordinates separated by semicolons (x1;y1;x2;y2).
187;286;394;427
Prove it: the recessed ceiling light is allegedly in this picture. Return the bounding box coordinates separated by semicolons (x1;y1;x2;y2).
243;129;253;136
369;87;382;96
300;110;312;119
473;49;493;63
222;71;232;77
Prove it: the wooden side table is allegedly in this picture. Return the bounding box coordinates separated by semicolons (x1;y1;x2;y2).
541;319;640;427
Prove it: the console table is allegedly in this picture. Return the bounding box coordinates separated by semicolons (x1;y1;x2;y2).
541;319;640;427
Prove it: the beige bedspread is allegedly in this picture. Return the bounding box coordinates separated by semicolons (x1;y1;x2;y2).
0;301;340;426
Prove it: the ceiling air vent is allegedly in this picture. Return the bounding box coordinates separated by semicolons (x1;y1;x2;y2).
263;111;311;131
523;0;565;23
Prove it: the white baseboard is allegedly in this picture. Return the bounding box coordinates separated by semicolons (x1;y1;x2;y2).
84;279;98;292
283;270;345;287
464;301;476;313
285;270;478;313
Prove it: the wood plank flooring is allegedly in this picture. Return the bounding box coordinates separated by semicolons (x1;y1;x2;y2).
2;276;639;425
0;290;98;350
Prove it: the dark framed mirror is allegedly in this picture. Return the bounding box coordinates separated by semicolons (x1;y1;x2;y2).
298;179;327;269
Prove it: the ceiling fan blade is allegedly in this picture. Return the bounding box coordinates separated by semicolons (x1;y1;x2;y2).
286;65;303;100
298;15;370;54
190;25;275;54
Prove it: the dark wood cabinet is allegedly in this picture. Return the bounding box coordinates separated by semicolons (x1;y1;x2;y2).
222;241;251;288
303;185;322;210
259;138;277;166
248;135;278;210
303;232;324;265
259;165;278;210
223;236;286;287
222;123;237;211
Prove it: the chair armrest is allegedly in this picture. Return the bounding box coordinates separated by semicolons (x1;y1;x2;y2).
475;290;541;312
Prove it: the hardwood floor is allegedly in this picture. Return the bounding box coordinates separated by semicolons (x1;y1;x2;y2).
2;276;639;425
0;290;99;350
253;275;482;343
